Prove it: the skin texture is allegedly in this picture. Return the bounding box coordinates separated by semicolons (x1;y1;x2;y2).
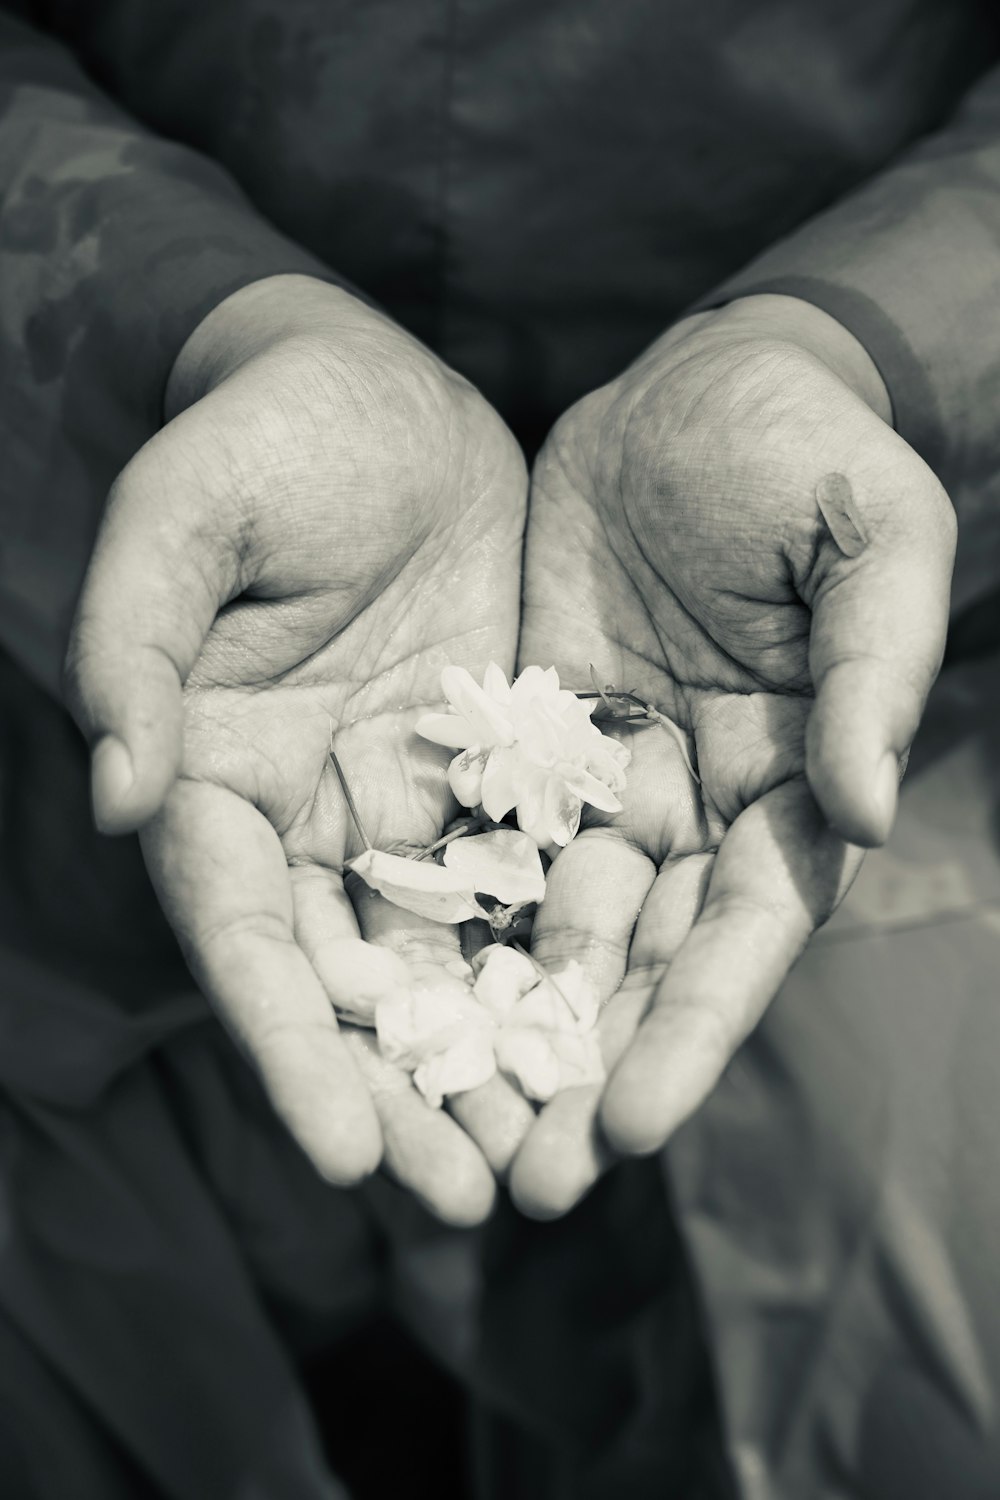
510;294;956;1218
65;274;533;1226
65;283;955;1225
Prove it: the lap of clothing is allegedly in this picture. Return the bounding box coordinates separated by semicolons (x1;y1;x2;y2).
667;646;1000;1499
1;647;999;1499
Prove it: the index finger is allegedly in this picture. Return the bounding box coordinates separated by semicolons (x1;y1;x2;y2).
599;778;863;1155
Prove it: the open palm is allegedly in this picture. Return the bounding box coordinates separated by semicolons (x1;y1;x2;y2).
67;277;532;1224
511;299;955;1216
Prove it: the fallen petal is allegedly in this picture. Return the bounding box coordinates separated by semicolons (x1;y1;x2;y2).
375;982;493;1069
549;961;601;1031
495;1026;561;1103
413;1031;498;1108
348;847;482;923
443;829;546;907
472;943;540;1017
508;977;577;1034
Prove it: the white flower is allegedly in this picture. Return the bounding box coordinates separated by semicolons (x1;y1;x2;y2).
494;1026;605;1103
375;973;497;1108
369;947;605;1107
416;663;631;849
347;829;545;924
471;943;539;1017
416;662;515;808
492;957;605;1101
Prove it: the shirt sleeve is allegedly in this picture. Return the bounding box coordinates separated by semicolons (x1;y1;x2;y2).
0;8;354;694
697;61;1000;549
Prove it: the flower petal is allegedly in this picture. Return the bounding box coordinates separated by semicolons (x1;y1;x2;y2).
558;762;623;814
415;712;478;750
480;745;523;822
441;665;515;747
517;774;581;848
585;733;631;793
413;1031;498;1108
509;665;560;708
375;980;493;1068
495;1026;562;1102
482;661;512;704
447;748;487;808
443;829;546;907
512;702;563;768
508;976;577;1033
347;848;482;923
472;943;540;1018
549;961;600;1030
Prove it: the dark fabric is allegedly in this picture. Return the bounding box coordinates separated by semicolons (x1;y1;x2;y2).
701;60;1000;538
473;1161;737;1500
6;1;997;450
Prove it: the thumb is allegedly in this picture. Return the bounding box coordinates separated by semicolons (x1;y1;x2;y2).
65;436;239;834
804;461;956;848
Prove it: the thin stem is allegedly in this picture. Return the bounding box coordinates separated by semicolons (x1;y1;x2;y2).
512;941;571;1011
588;662;617;714
575;688;700;784
627;699;701;784
328;743;374;852
410;819;485;862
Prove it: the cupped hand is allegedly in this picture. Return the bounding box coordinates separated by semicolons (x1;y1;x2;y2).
511;293;955;1216
65;275;532;1224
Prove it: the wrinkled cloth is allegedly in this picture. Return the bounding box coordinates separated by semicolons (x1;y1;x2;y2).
471;645;1000;1499
3;2;1000;1497
667;646;1000;1498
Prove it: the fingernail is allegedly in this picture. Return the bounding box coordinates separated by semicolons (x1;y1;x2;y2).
91;735;135;833
873;752;899;841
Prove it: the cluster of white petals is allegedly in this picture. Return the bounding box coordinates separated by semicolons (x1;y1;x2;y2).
331;663;633;1103
416;664;631;850
374;945;605;1106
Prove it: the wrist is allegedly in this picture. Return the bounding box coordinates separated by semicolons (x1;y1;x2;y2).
163;274;376;420
697;294;893;424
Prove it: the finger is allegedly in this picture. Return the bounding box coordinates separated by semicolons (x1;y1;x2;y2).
600;781;862;1155
65;426;239;835
142;779;382;1184
805;464;956;846
291;861;412;1021
342;1028;497;1227
529;828;657;991
511;852;712;1218
509;985;646;1220
446;1072;536;1180
350;881;534;1179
